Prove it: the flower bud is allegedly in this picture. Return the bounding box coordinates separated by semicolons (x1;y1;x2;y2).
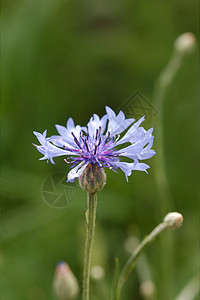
164;212;183;229
53;261;79;300
174;33;196;56
79;163;106;193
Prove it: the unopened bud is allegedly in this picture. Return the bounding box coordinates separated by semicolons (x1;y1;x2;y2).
79;163;106;193
53;261;79;300
174;33;196;55
164;212;183;229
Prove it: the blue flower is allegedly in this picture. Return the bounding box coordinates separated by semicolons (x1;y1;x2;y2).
33;106;156;182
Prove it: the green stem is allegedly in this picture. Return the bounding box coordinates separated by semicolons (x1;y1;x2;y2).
82;192;97;300
115;222;168;300
152;49;184;300
153;51;183;208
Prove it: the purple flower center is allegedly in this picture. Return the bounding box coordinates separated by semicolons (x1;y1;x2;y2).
64;126;119;169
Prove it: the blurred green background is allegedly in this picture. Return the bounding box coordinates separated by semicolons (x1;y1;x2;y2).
1;0;199;299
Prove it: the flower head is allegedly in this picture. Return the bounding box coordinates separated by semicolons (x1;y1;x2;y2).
33;106;155;182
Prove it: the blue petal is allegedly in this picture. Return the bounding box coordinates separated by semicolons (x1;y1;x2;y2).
33;131;47;145
66;117;75;130
112;161;134;181
118;128;155;160
87;113;108;137
113;161;150;181
33;131;73;163
67;162;88;182
116;116;146;145
55;122;82;146
55;125;69;136
105;106;135;136
132;161;150;173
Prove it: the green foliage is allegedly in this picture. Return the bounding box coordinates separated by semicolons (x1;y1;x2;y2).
1;0;198;299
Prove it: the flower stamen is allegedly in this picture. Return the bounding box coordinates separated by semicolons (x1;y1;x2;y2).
104;131;111;144
71;132;81;148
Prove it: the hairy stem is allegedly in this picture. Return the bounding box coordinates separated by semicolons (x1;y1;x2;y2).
82;192;97;300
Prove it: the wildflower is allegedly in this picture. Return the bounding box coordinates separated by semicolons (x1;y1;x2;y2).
33;106;155;183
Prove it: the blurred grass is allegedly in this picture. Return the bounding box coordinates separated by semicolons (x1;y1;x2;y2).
1;0;199;299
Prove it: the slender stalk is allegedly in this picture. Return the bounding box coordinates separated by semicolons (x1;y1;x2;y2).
152;48;185;300
152;50;183;212
82;192;97;300
115;222;168;300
